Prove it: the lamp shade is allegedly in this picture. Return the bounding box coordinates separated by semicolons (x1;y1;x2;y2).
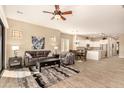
12;45;19;50
54;46;58;50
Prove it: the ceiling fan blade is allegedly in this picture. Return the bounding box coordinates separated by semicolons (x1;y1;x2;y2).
51;16;55;20
55;5;60;10
62;11;72;15
60;15;66;20
43;11;54;14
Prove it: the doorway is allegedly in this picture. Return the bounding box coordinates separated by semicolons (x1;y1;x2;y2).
117;42;119;55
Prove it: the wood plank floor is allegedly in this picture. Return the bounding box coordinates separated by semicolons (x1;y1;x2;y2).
0;56;124;88
50;56;124;88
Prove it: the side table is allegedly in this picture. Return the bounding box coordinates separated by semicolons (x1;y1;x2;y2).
8;57;23;69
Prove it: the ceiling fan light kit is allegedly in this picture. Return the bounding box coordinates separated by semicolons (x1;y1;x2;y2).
54;15;61;20
43;5;72;21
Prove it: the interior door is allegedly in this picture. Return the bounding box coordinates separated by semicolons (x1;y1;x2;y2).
61;38;70;52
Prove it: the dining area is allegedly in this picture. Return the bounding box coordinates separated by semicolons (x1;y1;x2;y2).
70;47;87;62
70;46;107;61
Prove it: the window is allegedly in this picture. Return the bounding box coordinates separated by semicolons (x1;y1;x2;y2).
12;30;22;39
61;38;69;52
8;29;23;40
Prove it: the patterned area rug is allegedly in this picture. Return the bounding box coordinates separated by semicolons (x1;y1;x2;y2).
29;65;80;88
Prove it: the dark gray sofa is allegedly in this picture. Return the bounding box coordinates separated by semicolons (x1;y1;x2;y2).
24;50;51;66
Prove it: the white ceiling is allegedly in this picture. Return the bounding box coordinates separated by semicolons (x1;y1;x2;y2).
4;5;124;37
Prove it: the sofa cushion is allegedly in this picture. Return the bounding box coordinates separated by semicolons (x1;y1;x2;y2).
29;58;39;63
38;57;47;61
29;52;37;58
37;52;44;57
25;50;51;58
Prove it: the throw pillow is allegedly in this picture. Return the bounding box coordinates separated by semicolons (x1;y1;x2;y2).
26;53;32;58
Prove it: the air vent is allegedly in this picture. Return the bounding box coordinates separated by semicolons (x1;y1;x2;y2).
17;11;23;14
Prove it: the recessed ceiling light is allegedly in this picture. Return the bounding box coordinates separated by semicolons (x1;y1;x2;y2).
17;11;23;14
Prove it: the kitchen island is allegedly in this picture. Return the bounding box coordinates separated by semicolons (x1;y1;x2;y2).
87;50;106;60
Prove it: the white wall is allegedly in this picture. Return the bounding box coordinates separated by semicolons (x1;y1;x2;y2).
6;19;61;67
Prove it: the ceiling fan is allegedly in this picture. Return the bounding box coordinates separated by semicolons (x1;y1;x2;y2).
43;5;72;20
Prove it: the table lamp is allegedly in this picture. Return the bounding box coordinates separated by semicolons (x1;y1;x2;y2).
54;46;58;54
12;45;19;57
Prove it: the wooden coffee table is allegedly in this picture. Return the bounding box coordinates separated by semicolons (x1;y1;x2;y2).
36;58;61;72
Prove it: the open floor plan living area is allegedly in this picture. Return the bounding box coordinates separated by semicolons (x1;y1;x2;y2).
0;5;124;88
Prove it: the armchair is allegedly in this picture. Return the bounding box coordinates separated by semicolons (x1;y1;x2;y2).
60;51;75;65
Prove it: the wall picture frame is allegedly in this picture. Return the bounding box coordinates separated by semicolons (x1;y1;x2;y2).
32;36;45;49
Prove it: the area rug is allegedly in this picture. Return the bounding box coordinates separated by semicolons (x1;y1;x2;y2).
29;65;80;88
1;68;40;88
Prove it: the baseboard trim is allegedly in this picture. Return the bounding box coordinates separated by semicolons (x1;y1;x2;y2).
119;55;124;58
